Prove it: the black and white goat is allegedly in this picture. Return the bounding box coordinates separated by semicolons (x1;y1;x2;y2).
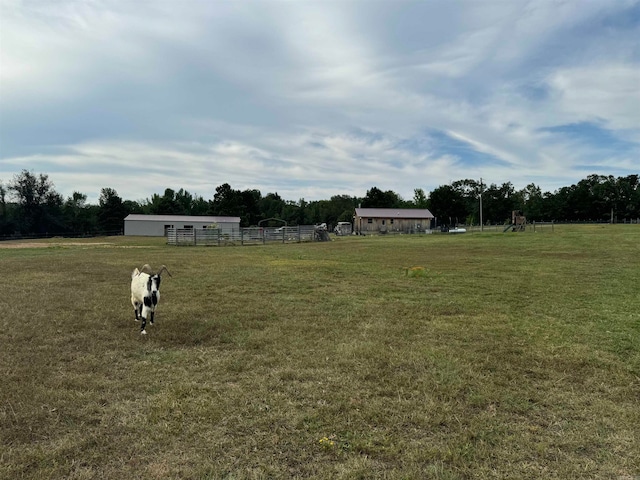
130;264;171;334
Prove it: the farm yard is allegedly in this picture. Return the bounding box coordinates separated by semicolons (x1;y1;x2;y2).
1;225;639;479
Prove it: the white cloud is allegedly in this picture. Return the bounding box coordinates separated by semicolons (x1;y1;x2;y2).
548;65;640;130
0;0;638;204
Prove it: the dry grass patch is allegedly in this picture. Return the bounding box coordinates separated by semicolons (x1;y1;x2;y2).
1;226;639;479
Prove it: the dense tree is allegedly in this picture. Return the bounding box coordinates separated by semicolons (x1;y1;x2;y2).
98;188;127;234
210;183;242;217
147;188;184;215
519;183;545;221
361;187;405;208
209;184;264;226
429;184;467;226
300;195;359;228
451;179;481;223
280;200;303;226
124;199;144;215
328;195;360;223
482;182;517;224
175;189;196;215
8;170;64;234
2;172;640;237
240;189;262;226
0;182;15;235
616;174;640;219
259;192;286;221
63;192;96;234
570;175;605;221
412;188;429;209
296;198;309;225
144;188;209;216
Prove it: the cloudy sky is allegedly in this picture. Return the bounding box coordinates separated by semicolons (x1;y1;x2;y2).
1;0;639;205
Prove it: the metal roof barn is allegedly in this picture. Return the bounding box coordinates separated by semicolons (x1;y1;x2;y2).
354;208;434;235
124;214;241;237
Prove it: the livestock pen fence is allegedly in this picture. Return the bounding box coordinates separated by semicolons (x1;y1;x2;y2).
166;226;321;246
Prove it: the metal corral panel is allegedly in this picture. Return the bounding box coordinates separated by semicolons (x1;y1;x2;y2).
166;225;319;246
124;214;240;237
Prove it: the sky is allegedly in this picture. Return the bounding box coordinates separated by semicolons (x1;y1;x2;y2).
1;0;639;205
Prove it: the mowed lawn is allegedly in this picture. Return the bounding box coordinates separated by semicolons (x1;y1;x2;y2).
1;225;638;479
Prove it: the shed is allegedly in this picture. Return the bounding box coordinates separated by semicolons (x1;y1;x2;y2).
354;208;434;235
124;214;241;237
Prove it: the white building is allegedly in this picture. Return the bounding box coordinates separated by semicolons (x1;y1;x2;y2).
124;214;241;237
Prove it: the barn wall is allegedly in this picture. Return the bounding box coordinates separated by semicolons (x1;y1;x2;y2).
354;216;433;234
125;220;239;236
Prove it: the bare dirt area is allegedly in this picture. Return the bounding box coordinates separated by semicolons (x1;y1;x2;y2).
0;241;115;249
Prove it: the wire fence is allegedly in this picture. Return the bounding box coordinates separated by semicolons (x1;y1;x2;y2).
166;226;325;246
460;222;556;233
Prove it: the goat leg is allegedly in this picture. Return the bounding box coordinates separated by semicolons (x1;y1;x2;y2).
140;298;154;334
133;303;142;322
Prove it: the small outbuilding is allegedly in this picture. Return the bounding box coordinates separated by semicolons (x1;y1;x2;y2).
354;208;434;235
124;214;241;237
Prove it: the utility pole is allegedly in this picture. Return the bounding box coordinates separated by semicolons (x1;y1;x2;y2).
479;177;484;232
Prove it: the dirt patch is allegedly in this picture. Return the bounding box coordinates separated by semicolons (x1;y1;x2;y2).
0;241;115;249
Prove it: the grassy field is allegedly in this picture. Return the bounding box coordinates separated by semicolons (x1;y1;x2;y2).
1;225;639;479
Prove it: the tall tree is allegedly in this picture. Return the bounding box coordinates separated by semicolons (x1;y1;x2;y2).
361;187;404;208
98;188;127;234
482;182;517;224
451;179;481;223
8;170;63;234
412;188;429;209
147;188;183;215
429;184;468;226
210;183;242;216
259;192;286;221
329;195;360;223
63;191;96;234
616;174;640;220
296;198;308;226
0;182;15;235
240;189;262;226
519;183;544;221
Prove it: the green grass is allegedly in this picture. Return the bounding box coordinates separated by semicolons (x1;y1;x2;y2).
1;225;639;479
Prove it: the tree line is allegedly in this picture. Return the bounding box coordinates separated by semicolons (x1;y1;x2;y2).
1;170;639;237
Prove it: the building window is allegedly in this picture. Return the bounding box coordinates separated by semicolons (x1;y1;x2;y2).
390;219;394;224
367;218;373;224
382;220;386;225
184;225;193;229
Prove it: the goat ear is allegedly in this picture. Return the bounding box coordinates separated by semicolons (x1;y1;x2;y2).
157;265;172;277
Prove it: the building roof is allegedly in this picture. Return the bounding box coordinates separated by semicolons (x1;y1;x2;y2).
124;214;241;223
355;208;434;219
